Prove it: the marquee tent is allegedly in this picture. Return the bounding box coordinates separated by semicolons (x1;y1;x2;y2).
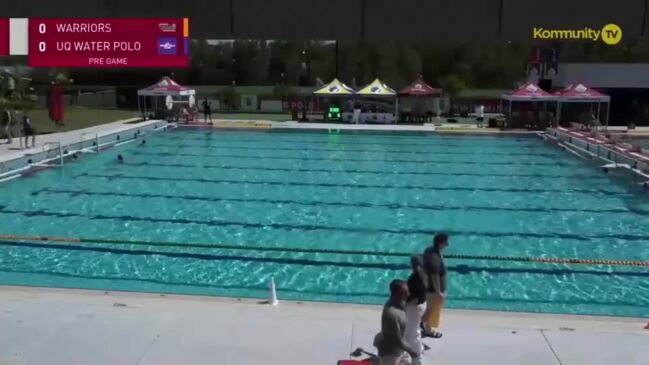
313;78;355;95
356;78;398;123
137;77;196;118
399;78;442;122
399;78;442;97
501;82;558;128
556;84;611;130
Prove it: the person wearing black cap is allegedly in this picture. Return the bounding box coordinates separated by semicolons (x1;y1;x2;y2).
421;233;449;339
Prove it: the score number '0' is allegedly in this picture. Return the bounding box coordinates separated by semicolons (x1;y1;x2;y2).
38;23;46;52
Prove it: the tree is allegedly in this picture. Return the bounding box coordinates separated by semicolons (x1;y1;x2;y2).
438;74;467;97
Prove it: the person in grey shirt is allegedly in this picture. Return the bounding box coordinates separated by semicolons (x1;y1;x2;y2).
375;279;420;365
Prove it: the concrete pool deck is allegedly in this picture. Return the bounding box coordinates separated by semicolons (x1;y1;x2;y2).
0;286;647;365
0;118;159;163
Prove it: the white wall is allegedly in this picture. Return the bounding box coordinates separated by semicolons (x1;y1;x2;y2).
556;63;649;88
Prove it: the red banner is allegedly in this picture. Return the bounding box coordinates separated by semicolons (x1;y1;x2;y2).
28;18;188;68
0;19;8;56
282;97;324;112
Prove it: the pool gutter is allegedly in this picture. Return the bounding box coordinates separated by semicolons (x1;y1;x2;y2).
546;127;649;178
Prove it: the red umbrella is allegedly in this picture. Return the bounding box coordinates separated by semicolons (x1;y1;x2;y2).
49;83;64;123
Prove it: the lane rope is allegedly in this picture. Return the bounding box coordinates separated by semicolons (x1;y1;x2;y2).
0;234;648;267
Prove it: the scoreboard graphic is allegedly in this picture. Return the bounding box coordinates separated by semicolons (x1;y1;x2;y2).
0;18;189;68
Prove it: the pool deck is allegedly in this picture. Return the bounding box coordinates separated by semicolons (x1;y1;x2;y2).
192;119;528;134
1;286;647;365
0;118;157;165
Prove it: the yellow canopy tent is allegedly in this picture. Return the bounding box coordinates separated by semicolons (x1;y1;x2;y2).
314;79;355;122
356;78;397;96
356;78;398;123
314;78;355;95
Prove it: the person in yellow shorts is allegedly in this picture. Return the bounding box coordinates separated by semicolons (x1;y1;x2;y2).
420;233;449;339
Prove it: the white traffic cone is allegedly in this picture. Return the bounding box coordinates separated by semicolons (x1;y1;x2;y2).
269;277;279;306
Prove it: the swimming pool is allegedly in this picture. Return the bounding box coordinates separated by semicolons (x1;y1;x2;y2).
0;129;647;318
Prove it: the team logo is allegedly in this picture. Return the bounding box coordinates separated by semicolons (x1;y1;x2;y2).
574;84;588;93
158;37;178;55
159;23;177;33
525;84;539;93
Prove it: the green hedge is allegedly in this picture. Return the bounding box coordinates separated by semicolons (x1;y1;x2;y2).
0;98;36;111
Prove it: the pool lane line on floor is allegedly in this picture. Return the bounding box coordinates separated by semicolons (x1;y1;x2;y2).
2;241;649;281
2;208;649;242
74;172;630;197
132;151;577;167
1;235;648;268
163;135;544;148
119;161;613;181
32;188;642;215
148;143;563;158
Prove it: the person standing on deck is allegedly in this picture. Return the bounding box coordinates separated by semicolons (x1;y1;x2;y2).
2;108;14;144
21;114;36;148
202;97;212;124
404;255;427;365
375;279;420;365
421;233;449;339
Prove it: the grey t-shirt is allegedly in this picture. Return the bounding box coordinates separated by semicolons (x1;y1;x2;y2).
377;299;414;357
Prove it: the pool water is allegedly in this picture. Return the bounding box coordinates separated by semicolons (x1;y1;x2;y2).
0;129;648;318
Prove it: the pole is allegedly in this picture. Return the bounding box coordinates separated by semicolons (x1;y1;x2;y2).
58;143;64;167
335;41;339;79
96;134;100;153
508;100;512;129
137;95;141;118
597;102;601;122
596;102;602;135
605;101;610;132
394;97;399;124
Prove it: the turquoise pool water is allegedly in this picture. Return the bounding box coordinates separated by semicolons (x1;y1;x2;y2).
0;129;647;317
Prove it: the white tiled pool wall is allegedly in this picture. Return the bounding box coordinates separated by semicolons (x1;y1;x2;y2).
547;128;649;171
0;121;169;175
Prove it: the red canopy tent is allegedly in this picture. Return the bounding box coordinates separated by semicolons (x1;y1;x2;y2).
399;78;442;123
501;82;558;128
399;79;442;97
556;84;611;130
137;77;196;119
